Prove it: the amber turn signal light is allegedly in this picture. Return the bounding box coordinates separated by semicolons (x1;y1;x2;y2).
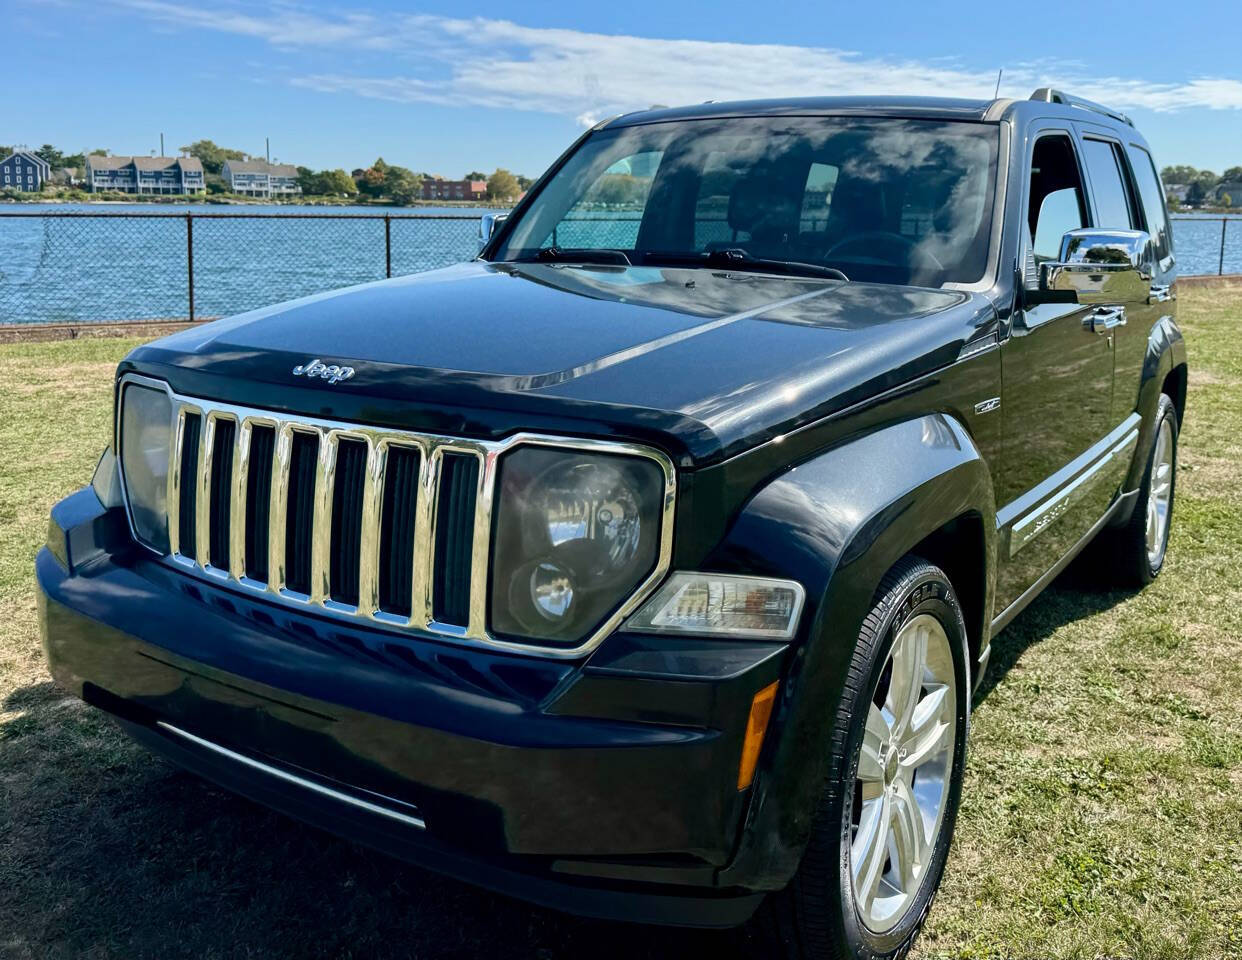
737;680;779;791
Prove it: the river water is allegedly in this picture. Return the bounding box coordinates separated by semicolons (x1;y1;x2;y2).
0;204;1237;325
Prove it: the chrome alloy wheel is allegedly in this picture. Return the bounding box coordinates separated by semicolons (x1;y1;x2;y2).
1146;417;1175;568
850;613;957;933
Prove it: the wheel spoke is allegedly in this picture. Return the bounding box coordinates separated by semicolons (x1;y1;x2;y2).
886;623;927;737
890;778;926;891
851;793;891;911
1153;462;1172;498
858;704;889;784
900;684;953;771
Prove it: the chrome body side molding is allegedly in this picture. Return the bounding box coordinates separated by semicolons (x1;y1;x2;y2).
999;413;1141;559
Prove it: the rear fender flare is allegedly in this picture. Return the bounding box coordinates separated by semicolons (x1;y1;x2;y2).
1123;314;1187;493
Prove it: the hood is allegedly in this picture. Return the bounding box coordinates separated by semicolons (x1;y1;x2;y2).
125;261;996;466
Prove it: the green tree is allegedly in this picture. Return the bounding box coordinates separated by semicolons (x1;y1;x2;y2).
515;174;534;192
1223;193;1233;209
384;165;422;205
1221;166;1242;184
356;157;390;197
463;171;487;182
486;168;520;201
36;144;66;168
1161;164;1201;185
319;169;358;196
296;166;319;194
1186;180;1209;206
180;139;249;175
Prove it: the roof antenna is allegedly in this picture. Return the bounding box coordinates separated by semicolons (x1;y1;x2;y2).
994;68;1003;99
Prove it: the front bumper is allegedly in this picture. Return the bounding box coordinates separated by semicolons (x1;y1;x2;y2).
36;488;787;927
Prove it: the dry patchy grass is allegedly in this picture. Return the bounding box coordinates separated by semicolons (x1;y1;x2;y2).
1;294;1240;960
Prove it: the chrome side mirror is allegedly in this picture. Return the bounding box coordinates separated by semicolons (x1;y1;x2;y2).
1025;228;1152;306
478;213;507;251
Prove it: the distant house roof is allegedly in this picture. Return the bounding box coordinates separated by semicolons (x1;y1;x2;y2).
3;150;52;173
223;160;297;176
133;156;176;171
86;155;130;170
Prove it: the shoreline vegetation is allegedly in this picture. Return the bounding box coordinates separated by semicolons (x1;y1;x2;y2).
0;188;505;209
1;142;530;207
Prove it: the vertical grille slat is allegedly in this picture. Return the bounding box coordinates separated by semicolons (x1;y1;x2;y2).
176;413;202;560
208;419;236;570
329;438;368;605
433;453;480;626
284;432;319;596
244;425;275;582
378;445;421;616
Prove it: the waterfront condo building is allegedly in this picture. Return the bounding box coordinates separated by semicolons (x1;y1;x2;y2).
420;178;488;201
85;156;205;194
221;160;302;197
1;150;52;192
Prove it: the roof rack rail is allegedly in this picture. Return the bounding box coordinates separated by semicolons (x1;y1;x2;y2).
1030;87;1134;127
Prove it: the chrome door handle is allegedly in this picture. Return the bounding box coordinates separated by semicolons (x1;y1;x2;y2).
1085;306;1127;333
1149;283;1173;304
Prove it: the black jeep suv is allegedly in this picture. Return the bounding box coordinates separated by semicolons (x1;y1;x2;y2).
38;90;1185;958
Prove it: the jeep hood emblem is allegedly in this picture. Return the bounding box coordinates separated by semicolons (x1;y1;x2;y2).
292;358;355;385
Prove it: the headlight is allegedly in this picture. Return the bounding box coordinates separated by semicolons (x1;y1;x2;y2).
119;382;173;553
490;447;666;645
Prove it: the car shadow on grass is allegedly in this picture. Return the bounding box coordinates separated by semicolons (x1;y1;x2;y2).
0;680;757;960
973;550;1140;705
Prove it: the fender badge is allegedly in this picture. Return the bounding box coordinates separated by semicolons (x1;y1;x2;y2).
292;358;355;385
974;397;1001;415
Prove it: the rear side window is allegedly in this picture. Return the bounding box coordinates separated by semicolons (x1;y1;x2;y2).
1127;145;1172;261
1082;139;1137;230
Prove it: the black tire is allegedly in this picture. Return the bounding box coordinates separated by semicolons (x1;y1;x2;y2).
1109;394;1178;587
759;556;971;960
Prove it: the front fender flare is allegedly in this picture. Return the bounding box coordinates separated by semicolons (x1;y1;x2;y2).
710;413;995;891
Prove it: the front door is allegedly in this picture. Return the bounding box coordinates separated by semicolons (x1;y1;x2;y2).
995;126;1116;612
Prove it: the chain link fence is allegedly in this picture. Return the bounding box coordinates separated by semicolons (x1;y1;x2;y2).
1;211;1237;327
0;212;483;326
1167;215;1242;276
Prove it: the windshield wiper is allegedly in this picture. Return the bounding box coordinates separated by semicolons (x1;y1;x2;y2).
521;246;633;266
644;248;849;282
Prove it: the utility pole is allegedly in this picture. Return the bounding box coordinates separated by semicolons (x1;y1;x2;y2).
266;137;271;165
160;132;165;157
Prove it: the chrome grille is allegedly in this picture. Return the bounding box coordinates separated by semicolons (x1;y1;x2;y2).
122;374;677;658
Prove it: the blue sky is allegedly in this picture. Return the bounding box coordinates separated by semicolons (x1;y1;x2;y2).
7;0;1241;178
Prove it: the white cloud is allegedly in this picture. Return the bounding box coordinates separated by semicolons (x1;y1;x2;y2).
117;1;1242;122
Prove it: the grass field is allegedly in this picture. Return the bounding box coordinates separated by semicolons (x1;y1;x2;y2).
1;290;1240;960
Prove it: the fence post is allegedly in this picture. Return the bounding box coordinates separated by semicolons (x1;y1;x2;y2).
1220;218;1228;276
385;214;392;278
186;213;195;321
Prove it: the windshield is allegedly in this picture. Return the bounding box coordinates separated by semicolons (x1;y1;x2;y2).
491;116;999;288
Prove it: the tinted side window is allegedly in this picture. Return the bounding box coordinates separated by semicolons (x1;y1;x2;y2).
1029;134;1087;262
1082;139;1136;230
1127;145;1172;261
